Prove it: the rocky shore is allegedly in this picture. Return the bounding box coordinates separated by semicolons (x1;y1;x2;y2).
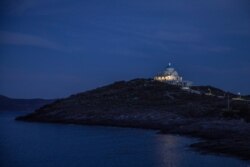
16;79;250;160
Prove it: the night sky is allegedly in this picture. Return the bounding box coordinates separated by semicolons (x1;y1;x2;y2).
0;0;250;99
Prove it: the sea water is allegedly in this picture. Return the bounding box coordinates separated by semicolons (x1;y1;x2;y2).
0;112;249;167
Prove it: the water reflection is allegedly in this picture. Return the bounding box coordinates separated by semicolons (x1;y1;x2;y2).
155;134;249;167
155;135;183;167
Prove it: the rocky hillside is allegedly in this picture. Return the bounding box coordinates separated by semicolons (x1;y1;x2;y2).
0;95;54;111
16;79;250;159
17;78;249;122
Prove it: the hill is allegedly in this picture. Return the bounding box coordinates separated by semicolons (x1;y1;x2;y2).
16;79;250;159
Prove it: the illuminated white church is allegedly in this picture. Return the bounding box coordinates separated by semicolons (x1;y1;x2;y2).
154;63;191;87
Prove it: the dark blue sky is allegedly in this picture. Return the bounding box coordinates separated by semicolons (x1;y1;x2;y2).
0;0;250;98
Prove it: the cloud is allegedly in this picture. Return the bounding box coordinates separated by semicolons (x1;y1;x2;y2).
1;0;55;15
1;0;78;16
0;31;64;51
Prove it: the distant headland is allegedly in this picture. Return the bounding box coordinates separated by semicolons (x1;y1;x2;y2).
0;95;54;112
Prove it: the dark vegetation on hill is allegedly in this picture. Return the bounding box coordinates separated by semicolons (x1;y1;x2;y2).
18;79;250;121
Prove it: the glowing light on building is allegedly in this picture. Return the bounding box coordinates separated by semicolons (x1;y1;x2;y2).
154;63;183;85
154;62;193;90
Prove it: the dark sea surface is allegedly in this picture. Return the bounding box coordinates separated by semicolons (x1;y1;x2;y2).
0;111;249;167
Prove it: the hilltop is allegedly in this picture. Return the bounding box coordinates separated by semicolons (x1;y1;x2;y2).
17;79;250;159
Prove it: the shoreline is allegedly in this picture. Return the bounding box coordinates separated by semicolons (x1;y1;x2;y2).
16;116;250;160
